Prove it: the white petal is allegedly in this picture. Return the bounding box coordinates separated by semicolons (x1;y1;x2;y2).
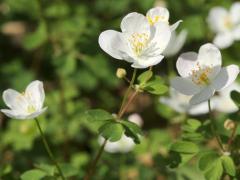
188;102;209;115
170;20;182;31
25;107;47;119
197;43;222;68
232;25;240;40
163;30;187;57
131;55;164;69
2;89;28;111
213;32;234;49
176;52;198;77
171;77;200;95
0;109;28;120
25;80;45;110
207;7;228;33
212;65;239;91
121;12;150;34
230;2;240;24
98;30;131;61
149;22;171;54
146;7;169;25
190;86;215;105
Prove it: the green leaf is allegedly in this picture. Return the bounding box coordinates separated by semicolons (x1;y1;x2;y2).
84;109;114;122
20;169;46;180
198;152;219;171
230;90;240;107
221;155;236;176
204;159;223;180
59;163;78;177
137;70;153;85
22;22;47;50
121;120;143;144
170;141;199;154
99;122;124;142
142;76;168;95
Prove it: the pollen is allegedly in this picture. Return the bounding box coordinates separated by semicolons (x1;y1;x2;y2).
128;33;149;56
191;63;213;86
147;15;168;26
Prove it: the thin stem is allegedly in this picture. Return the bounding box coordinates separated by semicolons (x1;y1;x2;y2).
84;69;138;180
84;139;107;180
208;100;225;152
118;69;137;117
34;118;65;180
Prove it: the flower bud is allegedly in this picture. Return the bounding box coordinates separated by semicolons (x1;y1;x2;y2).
224;119;236;130
116;68;127;78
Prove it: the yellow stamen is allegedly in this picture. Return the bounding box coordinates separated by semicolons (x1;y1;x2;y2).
191;63;213;86
128;33;149;56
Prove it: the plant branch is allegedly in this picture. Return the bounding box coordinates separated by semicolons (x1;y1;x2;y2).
84;68;138;180
208;99;225;152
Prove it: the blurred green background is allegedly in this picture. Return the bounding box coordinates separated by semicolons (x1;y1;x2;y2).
0;0;240;179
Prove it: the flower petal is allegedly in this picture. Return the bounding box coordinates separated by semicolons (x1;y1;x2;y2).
190;86;215;105
98;30;131;61
2;89;28;111
212;65;239;91
171;76;200;95
148;22;171;54
207;7;228;33
25;107;47;119
25;80;45;110
146;7;169;25
131;55;164;69
170;20;182;31
0;109;28;119
176;52;198;77
121;12;150;34
230;2;240;24
163;30;187;57
188;102;209;115
232;25;240;40
197;43;222;68
213;32;234;49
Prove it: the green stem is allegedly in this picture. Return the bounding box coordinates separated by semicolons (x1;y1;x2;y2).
84;68;137;180
208;100;225;152
34;118;65;180
118;69;137;117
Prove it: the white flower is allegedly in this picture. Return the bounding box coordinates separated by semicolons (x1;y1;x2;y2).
207;2;240;49
99;114;143;153
1;80;47;120
212;82;240;113
146;7;182;31
160;88;209;115
163;30;188;57
98;11;171;68
171;43;239;105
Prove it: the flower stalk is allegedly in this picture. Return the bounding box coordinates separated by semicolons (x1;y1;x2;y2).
208;99;225;152
84;69;138;180
35;118;65;180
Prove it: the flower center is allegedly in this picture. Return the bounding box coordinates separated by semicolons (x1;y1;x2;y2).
224;16;233;30
27;105;36;113
128;32;149;56
147;15;168;26
191;63;213;86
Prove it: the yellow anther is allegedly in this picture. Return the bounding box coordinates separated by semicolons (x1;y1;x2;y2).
128;33;149;56
191;63;213;86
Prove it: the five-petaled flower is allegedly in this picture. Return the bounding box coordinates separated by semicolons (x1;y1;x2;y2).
207;2;240;49
171;43;239;105
98;7;174;69
1;80;47;120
